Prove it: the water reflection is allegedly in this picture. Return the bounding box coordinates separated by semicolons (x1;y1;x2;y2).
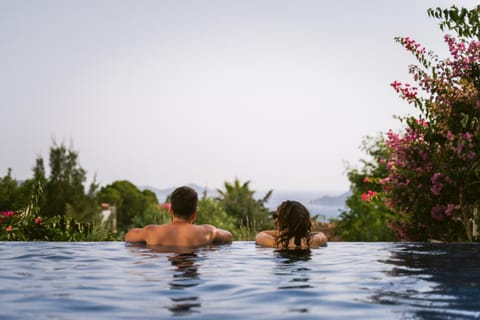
149;247;202;316
275;248;312;264
272;249;314;314
167;252;200;288
128;244;203;316
372;243;480;319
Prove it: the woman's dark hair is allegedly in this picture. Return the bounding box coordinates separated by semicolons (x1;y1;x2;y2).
170;186;198;220
274;200;311;248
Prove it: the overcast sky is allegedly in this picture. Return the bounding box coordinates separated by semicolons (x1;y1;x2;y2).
1;0;477;194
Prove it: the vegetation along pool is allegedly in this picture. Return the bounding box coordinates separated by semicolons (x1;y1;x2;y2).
1;241;479;319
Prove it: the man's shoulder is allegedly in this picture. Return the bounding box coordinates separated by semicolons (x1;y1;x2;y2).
195;224;217;233
144;224;163;230
196;223;215;229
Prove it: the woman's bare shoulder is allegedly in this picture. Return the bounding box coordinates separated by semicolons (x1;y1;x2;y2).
310;232;328;247
255;230;277;247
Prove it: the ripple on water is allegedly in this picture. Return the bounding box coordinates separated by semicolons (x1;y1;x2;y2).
1;241;480;319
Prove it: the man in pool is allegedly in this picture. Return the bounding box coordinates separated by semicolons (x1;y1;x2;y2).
125;186;233;247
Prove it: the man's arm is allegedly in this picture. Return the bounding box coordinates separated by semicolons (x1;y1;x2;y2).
212;227;233;244
125;227;147;242
255;230;278;247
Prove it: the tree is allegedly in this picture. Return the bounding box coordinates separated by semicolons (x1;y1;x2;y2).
0;168;21;211
381;5;480;241
131;204;170;227
42;143;88;217
97;180;158;232
337;135;396;241
216;178;272;230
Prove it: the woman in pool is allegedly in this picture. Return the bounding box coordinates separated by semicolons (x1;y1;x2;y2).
255;200;327;248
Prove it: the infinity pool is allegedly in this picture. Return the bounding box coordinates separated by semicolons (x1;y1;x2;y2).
1;241;479;319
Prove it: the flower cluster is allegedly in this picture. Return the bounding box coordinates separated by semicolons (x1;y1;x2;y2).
361;190;378;202
391;81;419;104
0;209;95;241
1;210;15;232
400;37;427;55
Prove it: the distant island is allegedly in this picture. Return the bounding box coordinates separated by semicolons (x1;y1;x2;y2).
310;192;350;206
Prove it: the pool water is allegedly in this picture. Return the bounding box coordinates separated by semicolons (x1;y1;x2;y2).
1;241;479;319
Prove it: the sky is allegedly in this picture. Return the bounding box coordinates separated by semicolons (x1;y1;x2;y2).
1;0;478;194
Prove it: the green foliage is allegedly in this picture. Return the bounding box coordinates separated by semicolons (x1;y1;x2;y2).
131;204;170;227
0;210;116;241
428;5;480;38
196;194;239;237
0;181;116;241
216;179;273;231
97;180;158;232
337;135;396;241
0;168;25;211
42;143;88;218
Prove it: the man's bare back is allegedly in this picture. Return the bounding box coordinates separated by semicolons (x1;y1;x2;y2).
125;221;232;247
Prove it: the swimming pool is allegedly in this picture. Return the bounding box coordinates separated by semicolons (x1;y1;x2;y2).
1;242;479;319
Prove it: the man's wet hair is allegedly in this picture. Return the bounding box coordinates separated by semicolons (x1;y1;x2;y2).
170;186;198;220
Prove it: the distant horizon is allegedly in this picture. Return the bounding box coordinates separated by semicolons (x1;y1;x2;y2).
140;182;349;197
142;183;349;219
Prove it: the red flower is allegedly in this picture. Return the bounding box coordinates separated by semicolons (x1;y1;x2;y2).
161;203;171;210
1;211;14;217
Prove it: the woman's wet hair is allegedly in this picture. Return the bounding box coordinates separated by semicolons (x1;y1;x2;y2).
274;200;311;248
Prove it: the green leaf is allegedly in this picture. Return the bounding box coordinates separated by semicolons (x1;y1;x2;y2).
460;113;469;129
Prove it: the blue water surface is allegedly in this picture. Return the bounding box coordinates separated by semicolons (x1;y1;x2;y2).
1;241;479;320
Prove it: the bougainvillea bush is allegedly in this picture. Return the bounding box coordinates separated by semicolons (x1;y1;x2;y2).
378;6;480;241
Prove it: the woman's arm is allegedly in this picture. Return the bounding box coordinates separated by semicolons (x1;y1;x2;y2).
310;232;328;247
255;230;278;247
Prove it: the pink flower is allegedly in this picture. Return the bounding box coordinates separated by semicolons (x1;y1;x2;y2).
6;225;13;232
361;190;378;202
1;211;14;217
161;203;171;210
431;173;442;184
379;177;390;185
444;204;458;216
416;119;429;127
431;205;445;221
446;131;454;141
456;142;464;156
431;183;443;195
361;193;368;201
34;217;44;225
363;177;371;183
391;81;402;90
